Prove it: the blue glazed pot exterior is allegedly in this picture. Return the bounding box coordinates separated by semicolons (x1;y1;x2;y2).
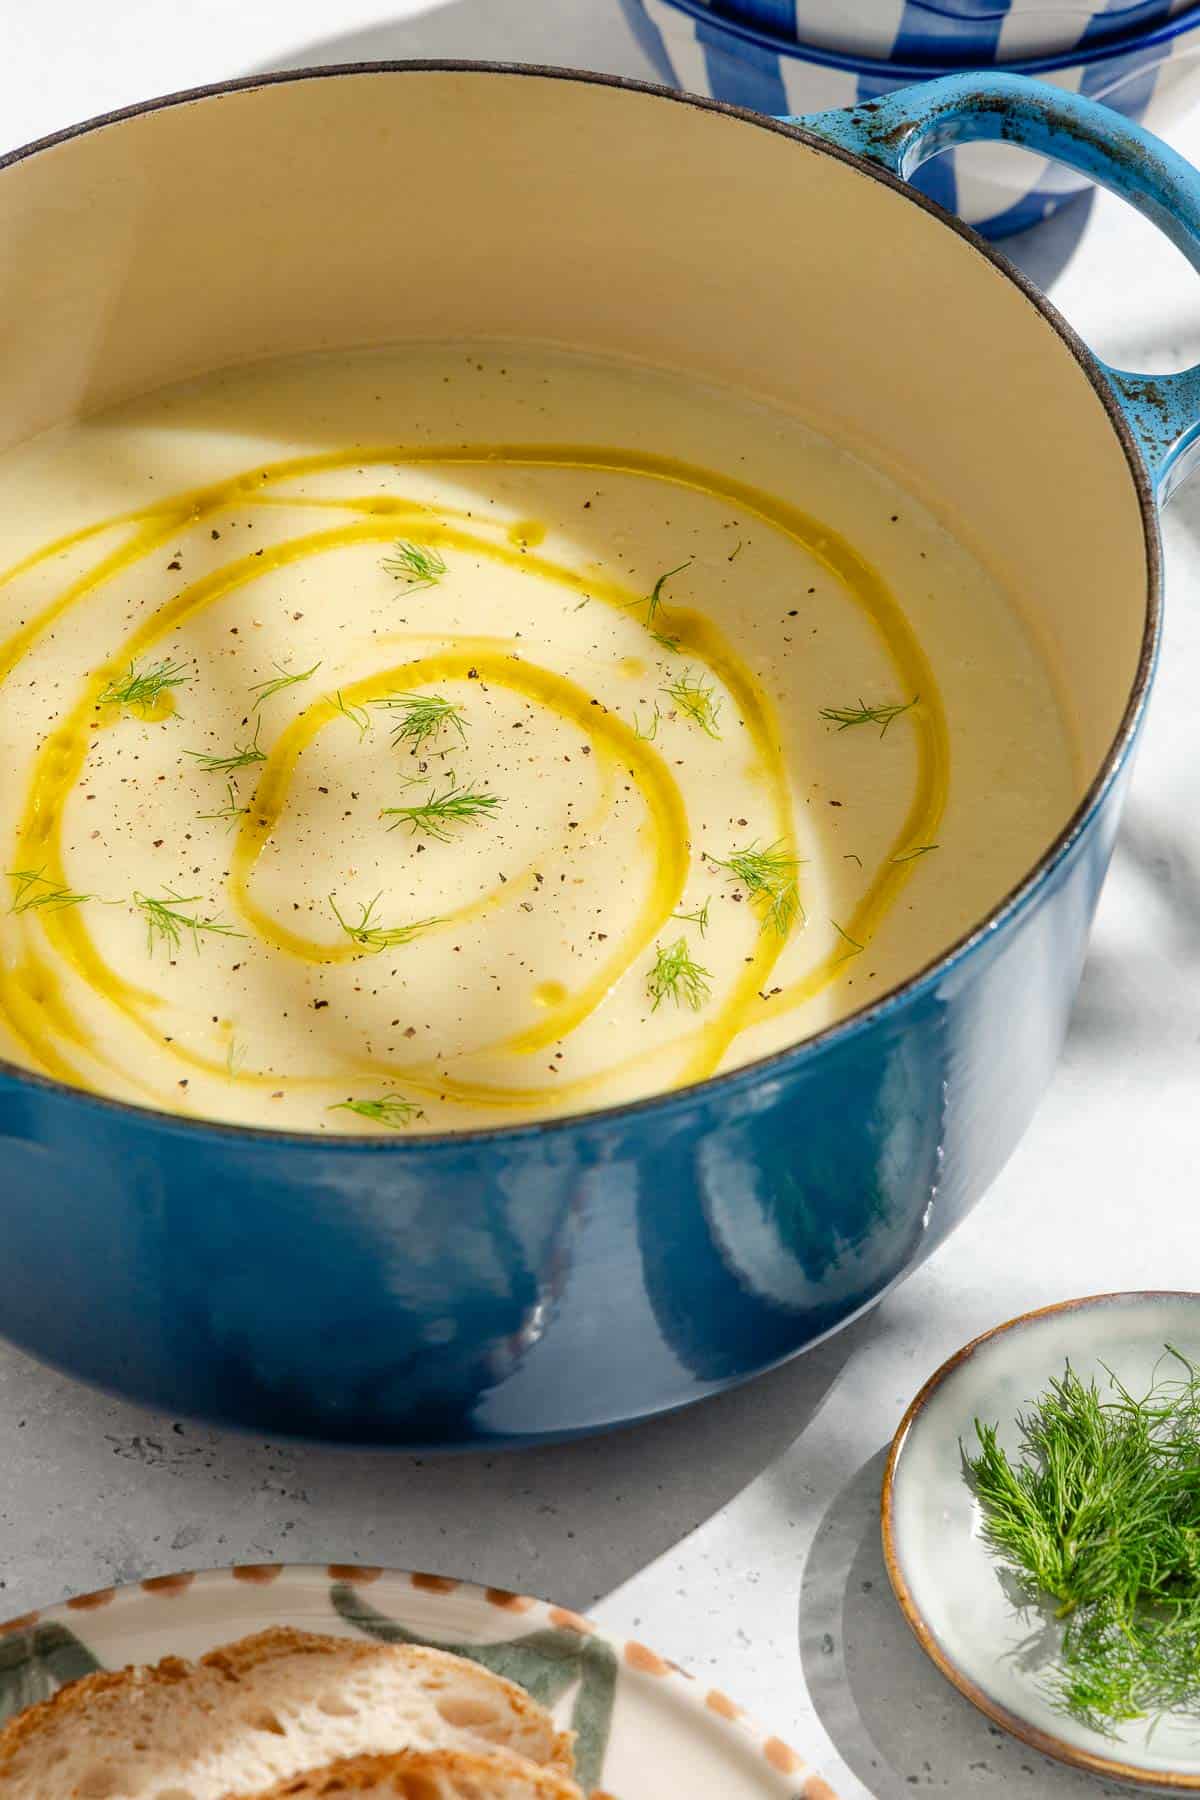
0;64;1190;1446
0;764;1130;1445
802;70;1200;493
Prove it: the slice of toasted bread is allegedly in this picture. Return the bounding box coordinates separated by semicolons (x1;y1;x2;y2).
0;1626;573;1799
236;1747;583;1798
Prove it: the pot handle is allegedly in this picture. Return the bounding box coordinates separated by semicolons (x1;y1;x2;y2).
796;72;1200;501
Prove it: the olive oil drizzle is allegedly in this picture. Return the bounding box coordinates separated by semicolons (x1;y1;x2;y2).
228;647;692;1058
0;441;948;1124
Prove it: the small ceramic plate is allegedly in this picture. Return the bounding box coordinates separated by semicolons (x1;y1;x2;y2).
883;1291;1200;1792
0;1563;837;1799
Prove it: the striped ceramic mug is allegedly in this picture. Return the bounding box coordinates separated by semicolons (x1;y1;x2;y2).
624;0;1200;234
684;0;1196;60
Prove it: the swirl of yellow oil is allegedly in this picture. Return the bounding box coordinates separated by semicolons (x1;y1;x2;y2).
0;441;947;1124
230;649;691;1053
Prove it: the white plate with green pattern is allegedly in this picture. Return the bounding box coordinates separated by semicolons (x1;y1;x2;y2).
0;1563;837;1799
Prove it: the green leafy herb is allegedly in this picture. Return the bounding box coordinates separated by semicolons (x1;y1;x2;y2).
99;658;190;714
649;630;681;654
249;661;320;710
184;724;265;772
638;560;692;628
819;695;918;738
381;779;502;842
7;868;91;914
632;703;662;743
893;843;939;863
661;670;722;740
198;782;248;833
382;540;447;590
329;893;441;953
831;919;864;957
672;898;711;936
329;1094;424;1129
374;692;467;754
712;841;802;937
133;888;245;956
966;1350;1200;1734
333;691;371;739
647;936;712;1012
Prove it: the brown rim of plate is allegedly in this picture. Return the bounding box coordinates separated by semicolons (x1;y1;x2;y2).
0;1561;817;1794
881;1290;1200;1791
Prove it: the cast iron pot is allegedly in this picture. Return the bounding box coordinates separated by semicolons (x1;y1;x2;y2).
0;65;1191;1444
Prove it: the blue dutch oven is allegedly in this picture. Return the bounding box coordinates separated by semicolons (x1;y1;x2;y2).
0;64;1195;1445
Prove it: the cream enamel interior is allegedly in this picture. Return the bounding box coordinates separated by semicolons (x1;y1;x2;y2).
0;67;1152;1134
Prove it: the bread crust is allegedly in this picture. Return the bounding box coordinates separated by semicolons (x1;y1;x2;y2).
0;1658;197;1771
0;1626;575;1794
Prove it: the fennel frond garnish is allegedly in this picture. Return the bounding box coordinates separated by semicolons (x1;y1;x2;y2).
672;898;711;936
966;1349;1200;1733
382;540;446;590
647;936;712;1012
332;691;371;739
831;919;864;957
381;779;501;842
712;841;802;937
328;893;441;953
819;696;917;738
99;658;190;714
374;692;467;754
7;868;91;914
134;888;245;955
198;782;249;833
660;670;721;739
329;1094;424;1129
638;560;692;629
184;723;266;772
249;661;321;710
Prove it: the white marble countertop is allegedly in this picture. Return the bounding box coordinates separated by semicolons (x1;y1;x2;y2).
3;3;1200;1795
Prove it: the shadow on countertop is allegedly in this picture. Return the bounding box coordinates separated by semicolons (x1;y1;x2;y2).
251;0;654;82
799;1447;1136;1798
0;1303;889;1620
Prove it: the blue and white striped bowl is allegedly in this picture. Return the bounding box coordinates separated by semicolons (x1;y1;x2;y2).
683;0;1196;62
623;0;1200;234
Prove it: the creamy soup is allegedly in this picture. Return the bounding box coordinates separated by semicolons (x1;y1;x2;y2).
0;344;1080;1133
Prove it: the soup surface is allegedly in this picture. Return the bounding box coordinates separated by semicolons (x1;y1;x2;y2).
0;344;1079;1133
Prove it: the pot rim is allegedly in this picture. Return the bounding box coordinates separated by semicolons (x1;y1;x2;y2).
645;0;1200;77
0;60;1162;1153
